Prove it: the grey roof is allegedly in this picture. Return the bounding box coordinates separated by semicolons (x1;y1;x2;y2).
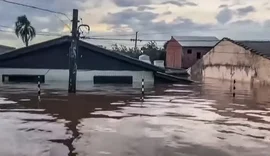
238;41;270;57
0;36;164;72
215;38;270;60
173;36;219;47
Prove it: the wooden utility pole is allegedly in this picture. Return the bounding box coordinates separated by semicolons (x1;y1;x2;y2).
68;9;79;93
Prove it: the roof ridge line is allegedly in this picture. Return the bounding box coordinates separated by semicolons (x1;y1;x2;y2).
223;37;270;59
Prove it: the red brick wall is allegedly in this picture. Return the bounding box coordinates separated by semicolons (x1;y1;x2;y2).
182;47;212;69
166;37;182;69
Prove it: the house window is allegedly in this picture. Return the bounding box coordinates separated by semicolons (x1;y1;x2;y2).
2;75;45;83
187;49;192;54
93;76;133;84
197;52;201;59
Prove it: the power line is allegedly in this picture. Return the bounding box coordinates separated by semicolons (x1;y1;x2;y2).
0;25;64;36
0;0;71;20
0;29;63;37
138;28;227;36
90;28;228;38
81;36;220;42
53;14;71;30
81;36;133;41
0;29;13;33
0;25;12;28
91;33;135;37
0;0;71;30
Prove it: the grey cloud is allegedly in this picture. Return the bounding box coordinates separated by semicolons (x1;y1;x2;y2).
219;4;228;8
137;6;154;11
35;0;88;12
0;32;17;41
162;11;172;15
103;9;159;26
0;0;87;35
162;0;197;7
102;9;213;36
237;6;256;16
221;19;270;40
232;0;244;6
230;19;259;26
0;30;23;47
112;0;151;7
263;20;270;28
185;2;197;6
216;8;234;24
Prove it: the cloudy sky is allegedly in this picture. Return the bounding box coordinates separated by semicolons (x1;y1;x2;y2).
0;0;270;48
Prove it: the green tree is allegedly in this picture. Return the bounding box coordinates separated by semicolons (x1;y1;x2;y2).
15;15;36;47
111;44;141;58
141;41;166;63
110;41;167;64
163;40;169;50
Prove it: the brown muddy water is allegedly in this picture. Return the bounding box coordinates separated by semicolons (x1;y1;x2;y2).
0;80;270;156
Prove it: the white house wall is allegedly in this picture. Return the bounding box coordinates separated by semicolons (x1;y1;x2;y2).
0;68;154;85
190;40;270;84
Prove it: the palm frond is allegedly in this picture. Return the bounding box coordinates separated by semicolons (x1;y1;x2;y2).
14;15;36;46
28;26;36;41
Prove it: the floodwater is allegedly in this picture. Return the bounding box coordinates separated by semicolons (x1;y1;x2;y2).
0;80;270;156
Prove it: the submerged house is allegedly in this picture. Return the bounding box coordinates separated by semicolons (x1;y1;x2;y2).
190;38;270;84
166;36;219;69
0;36;190;86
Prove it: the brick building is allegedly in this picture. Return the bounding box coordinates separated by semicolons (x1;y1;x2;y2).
166;36;219;69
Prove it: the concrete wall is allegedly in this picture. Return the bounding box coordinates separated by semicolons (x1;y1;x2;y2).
0;68;154;85
190;40;270;84
182;47;212;69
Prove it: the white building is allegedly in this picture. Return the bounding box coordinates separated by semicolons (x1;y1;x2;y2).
0;36;190;87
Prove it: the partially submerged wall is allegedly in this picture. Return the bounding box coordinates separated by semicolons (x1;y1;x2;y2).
190;40;270;84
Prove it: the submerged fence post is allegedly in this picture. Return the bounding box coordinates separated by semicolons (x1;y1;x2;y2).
141;78;144;101
38;76;41;101
233;79;236;97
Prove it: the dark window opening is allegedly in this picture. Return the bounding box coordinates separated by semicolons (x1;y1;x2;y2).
2;75;45;83
93;76;133;84
187;49;192;54
197;52;201;59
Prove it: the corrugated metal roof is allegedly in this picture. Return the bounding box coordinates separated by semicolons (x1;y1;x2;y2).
173;36;219;47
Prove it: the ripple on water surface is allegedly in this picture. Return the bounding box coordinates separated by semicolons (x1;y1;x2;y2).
0;80;269;156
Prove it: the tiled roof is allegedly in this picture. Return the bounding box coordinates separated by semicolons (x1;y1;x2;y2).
173;36;219;47
223;38;270;59
238;41;270;57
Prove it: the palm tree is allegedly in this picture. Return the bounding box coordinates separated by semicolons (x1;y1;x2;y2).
15;15;36;47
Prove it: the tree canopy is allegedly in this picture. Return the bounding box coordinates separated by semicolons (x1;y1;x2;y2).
111;41;166;62
15;15;36;47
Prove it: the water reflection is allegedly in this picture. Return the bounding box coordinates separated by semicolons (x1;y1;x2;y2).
0;81;269;156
